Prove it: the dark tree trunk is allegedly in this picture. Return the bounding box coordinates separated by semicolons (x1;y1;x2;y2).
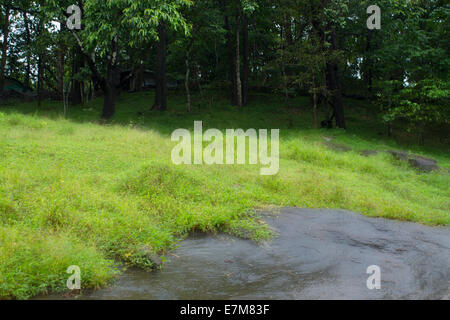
364;30;374;95
71;46;83;105
194;60;205;101
57;48;65;101
242;15;249;106
0;6;11;92
133;63;144;92
185;53;191;113
101;36;120;119
36;16;46;107
37;55;43;107
57;20;67;101
102;84;116;119
280;24;289;102
24;12;32;89
224;13;237;105
153;22;167;111
235;15;242;108
326;63;345;129
192;59;200;91
387;122;392;137
102;64;121;119
312;91;319;129
312;76;318;129
326;30;345;129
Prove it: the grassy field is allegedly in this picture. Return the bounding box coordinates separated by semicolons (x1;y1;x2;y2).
0;90;449;299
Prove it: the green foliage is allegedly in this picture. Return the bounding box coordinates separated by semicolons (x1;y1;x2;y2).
0;226;117;299
379;79;449;133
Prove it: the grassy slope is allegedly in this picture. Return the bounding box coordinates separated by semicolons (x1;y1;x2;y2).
0;91;449;299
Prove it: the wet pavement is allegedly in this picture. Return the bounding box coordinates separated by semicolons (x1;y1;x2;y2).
43;208;450;299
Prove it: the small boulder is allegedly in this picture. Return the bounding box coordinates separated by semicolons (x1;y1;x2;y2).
388;150;409;161
361;150;379;157
413;155;437;164
408;157;439;172
388;150;439;172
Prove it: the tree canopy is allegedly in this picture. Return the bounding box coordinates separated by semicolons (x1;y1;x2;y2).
0;0;448;137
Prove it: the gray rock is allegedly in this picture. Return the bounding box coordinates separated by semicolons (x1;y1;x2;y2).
76;208;450;300
361;150;379;157
413;155;437;164
388;150;440;172
388;150;409;161
408;157;439;172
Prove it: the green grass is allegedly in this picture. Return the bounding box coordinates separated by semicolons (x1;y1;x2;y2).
0;91;449;299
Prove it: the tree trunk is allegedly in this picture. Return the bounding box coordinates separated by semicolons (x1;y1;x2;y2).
0;6;11;92
71;46;83;105
153;22;167;111
101;64;120;119
133;63;144;92
281;43;289;101
36;15;46;107
364;30;374;96
37;55;43;107
101;36;120;119
242;15;249;106
224;13;237;105
322;69;330;125
326;30;345;129
235;16;242;108
192;60;200;92
57;47;65;102
312;91;319;129
102;84;116;119
326;62;345;128
57;19;67;102
185;53;191;112
24;12;32;89
280;20;290;103
312;76;318;129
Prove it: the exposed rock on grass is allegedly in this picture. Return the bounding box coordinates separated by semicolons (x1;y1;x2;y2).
408;156;439;172
388;150;410;161
360;150;379;157
388;150;440;172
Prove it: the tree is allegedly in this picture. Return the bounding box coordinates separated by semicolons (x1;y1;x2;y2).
0;1;13;92
45;0;191;118
153;22;168;111
374;0;450;142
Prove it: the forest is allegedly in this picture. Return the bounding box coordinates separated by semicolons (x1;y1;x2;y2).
0;0;449;300
0;0;447;137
